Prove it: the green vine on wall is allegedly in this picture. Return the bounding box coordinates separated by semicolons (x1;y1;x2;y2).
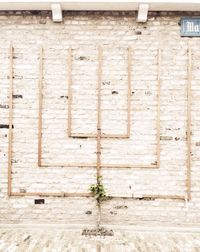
89;176;106;203
85;177;114;235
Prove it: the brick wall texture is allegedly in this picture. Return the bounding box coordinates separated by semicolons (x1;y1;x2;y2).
0;10;200;226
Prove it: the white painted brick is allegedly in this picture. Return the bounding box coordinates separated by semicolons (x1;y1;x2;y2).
0;11;200;227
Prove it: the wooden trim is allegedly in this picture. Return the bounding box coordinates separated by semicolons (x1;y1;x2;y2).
68;47;131;139
137;195;185;200
38;47;43;167
110;195;185;201
38;47;98;168
7;47;92;197
69;133;129;139
11;192;92;197
8;45;13;196
40;163;158;168
7;46;186;201
97;244;101;252
127;46;132;137
186;45;192;201
101;133;129;138
67;47;72;137
96;46;103;181
70;133;97;138
10;192;185;201
101;164;158;168
156;48;161;167
40;163;97;167
40;47;160;169
96;48;161;169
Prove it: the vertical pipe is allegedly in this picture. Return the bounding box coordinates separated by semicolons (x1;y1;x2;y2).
156;48;161;167
8;45;13;196
97;244;101;252
97;46;103;181
127;46;132;137
68;47;72;137
187;46;192;201
38;47;43;167
96;46;103;230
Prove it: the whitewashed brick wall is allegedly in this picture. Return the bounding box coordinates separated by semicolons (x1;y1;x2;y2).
0;10;200;226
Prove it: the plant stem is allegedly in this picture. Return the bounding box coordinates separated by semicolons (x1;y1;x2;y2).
97;201;101;229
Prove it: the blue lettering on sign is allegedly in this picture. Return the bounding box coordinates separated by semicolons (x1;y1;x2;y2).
181;18;200;37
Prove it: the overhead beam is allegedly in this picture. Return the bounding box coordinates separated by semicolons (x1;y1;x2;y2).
0;1;200;12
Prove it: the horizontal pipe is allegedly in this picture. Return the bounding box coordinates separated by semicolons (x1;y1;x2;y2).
109;195;186;200
70;133;129;139
67;47;130;140
40;163;158;168
101;164;158;168
11;192;92;197
10;192;185;201
40;163;97;167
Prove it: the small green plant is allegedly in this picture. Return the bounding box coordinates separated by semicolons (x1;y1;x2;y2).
90;176;106;203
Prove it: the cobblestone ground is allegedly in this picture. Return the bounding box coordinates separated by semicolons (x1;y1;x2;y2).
0;228;200;252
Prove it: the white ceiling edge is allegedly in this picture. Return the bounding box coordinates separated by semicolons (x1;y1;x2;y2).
0;0;200;3
0;0;199;11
